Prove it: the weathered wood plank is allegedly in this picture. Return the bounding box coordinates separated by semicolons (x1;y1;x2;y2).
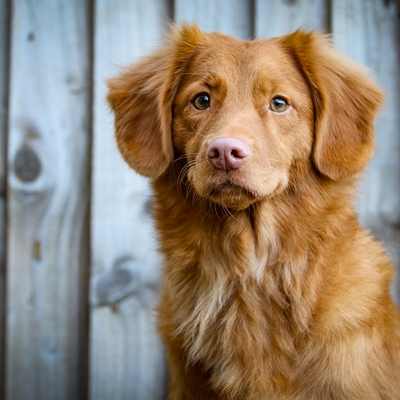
90;1;169;398
332;0;400;304
6;1;91;399
255;0;329;38
174;0;253;38
0;0;9;397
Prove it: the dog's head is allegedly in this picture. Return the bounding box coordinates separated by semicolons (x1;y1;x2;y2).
108;25;383;210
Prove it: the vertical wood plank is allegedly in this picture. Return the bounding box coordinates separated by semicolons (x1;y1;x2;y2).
6;1;91;399
90;1;169;398
255;0;329;38
0;0;9;396
332;0;400;304
174;0;253;38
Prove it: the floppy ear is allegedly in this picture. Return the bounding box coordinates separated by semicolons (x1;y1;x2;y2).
107;24;206;178
279;31;383;180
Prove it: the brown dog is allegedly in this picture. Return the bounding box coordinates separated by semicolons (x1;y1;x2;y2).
107;24;400;400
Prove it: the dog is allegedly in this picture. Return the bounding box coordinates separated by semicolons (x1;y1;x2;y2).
107;24;400;399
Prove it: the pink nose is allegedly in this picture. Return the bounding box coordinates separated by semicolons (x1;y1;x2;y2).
206;137;250;171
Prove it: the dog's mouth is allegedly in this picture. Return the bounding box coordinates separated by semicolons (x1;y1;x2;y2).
187;155;289;210
209;181;254;197
203;177;260;209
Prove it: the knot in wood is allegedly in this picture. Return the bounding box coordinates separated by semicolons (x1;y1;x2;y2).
14;145;41;182
95;258;138;306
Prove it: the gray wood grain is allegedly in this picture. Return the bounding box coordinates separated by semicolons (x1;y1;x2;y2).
0;0;9;397
5;1;91;398
90;0;168;398
175;0;253;38
255;0;329;38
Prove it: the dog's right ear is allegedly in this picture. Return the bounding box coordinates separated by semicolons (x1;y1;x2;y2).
278;30;383;181
107;24;206;178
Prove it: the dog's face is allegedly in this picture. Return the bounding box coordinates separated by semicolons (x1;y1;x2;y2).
171;37;313;209
108;25;383;210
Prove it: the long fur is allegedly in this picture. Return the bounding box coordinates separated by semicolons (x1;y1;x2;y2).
108;24;400;399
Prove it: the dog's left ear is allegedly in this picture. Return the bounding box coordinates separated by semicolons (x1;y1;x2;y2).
279;31;383;180
107;24;206;178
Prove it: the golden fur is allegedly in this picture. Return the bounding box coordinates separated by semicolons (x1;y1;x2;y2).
108;24;400;399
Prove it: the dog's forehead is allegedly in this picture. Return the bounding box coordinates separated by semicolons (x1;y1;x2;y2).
186;35;301;88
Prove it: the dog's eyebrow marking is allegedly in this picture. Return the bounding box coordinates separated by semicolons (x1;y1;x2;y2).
205;73;228;91
253;73;281;96
178;71;218;86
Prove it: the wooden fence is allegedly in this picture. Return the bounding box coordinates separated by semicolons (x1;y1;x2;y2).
0;0;399;399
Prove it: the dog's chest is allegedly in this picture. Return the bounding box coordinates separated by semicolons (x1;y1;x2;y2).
158;201;302;394
170;254;298;396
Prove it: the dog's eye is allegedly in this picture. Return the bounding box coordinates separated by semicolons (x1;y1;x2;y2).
193;93;211;110
270;97;288;113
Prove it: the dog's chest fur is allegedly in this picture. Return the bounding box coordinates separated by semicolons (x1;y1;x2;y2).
154;176;322;397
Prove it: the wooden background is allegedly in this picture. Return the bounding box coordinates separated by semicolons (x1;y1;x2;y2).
0;0;399;398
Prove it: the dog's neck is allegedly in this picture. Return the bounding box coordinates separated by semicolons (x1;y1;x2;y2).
153;160;358;270
153;161;359;315
152;164;361;393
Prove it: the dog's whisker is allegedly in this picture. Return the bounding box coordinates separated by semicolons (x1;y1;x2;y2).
187;122;208;138
173;154;198;164
176;160;197;203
